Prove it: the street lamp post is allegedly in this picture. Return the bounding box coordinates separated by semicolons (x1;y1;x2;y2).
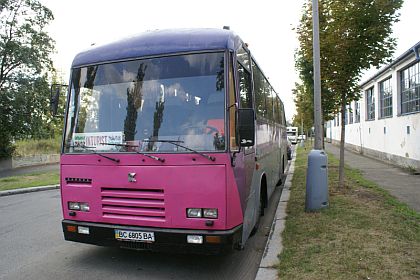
305;0;329;212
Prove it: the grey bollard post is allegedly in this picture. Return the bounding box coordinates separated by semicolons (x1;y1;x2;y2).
305;149;329;211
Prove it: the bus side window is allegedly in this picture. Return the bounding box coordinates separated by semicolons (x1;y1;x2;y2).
264;79;273;121
252;60;266;118
237;63;252;109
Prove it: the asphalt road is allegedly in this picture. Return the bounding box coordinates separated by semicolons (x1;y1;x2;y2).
0;174;285;280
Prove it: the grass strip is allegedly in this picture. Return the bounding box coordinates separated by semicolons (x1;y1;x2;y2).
0;171;59;191
277;144;420;280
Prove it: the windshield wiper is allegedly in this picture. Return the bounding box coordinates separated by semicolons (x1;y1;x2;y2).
67;144;120;163
143;139;216;162
100;142;165;163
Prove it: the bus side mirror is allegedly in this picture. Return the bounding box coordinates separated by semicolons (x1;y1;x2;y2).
237;108;255;147
50;84;67;117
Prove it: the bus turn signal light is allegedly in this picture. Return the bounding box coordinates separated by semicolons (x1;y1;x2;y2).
67;225;77;232
205;236;221;244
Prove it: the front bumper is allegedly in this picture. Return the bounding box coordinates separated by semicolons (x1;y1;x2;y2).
62;220;242;254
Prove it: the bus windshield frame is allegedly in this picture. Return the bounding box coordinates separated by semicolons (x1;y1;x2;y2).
63;51;227;154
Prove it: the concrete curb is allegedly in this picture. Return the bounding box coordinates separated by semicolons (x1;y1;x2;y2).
0;184;60;197
255;148;297;280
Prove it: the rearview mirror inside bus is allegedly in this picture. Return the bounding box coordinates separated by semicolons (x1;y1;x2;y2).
237;108;255;147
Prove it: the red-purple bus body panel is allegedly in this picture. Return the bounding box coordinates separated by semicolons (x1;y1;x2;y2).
60;153;243;231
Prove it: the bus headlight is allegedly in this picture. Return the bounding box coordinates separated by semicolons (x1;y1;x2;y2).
68;202;81;211
80;203;90;212
187;208;218;218
203;208;218;219
68;202;90;212
187;208;202;218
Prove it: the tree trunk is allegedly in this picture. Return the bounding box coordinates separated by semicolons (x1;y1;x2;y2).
338;95;346;189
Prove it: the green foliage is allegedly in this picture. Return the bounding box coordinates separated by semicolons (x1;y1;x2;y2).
295;0;403;188
14;136;61;156
292;82;314;135
294;1;339;124
294;0;403;119
0;0;56;158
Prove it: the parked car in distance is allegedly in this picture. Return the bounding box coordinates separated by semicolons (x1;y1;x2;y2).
297;134;306;141
287;126;298;144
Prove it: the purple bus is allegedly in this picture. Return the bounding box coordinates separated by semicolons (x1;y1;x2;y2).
56;28;288;253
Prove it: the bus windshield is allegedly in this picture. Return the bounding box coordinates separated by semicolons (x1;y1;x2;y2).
64;52;226;154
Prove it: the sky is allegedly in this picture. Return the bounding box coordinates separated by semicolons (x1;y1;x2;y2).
39;0;420;122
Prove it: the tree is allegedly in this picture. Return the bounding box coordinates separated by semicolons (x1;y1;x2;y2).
292;82;313;136
0;0;55;158
296;0;402;188
295;2;340;126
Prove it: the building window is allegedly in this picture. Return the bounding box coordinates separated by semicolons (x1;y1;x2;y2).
348;105;354;124
366;87;375;120
355;101;360;123
379;77;393;118
344;107;348;125
400;61;420;114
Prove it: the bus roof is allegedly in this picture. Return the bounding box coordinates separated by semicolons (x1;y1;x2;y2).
71;28;243;68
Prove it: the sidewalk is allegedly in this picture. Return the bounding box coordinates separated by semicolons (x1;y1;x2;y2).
325;142;420;212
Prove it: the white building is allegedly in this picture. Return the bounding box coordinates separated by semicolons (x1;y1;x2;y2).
326;41;420;170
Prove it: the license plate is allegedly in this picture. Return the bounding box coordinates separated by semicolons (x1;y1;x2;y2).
114;229;155;242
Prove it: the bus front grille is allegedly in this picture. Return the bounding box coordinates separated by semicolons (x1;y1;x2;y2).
100;187;165;222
